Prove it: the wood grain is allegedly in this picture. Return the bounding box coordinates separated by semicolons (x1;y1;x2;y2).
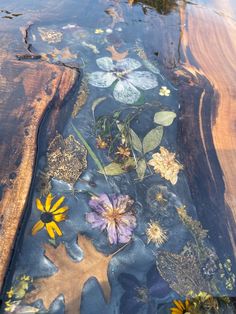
0;30;78;291
178;0;236;257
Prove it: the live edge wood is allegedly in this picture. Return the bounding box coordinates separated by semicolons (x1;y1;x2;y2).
0;31;78;291
177;0;236;259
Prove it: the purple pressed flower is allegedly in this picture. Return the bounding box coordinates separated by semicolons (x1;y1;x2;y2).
86;193;136;244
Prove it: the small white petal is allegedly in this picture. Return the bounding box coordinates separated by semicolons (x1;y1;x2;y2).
96;57;114;71
127;71;158;90
88;71;117;88
113;80;140;104
116;58;141;72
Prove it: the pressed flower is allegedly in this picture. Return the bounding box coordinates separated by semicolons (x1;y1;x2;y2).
95;28;104;34
155;192;167;204
146;185;170;212
115;146;131;159
32;193;68;239
96;136;109;149
146;220;167;245
159;86;170;96
86;193;136;244
88;57;158;104
118;265;171;314
6;287;14;299
148;147;183;185
20;275;32;282
171;299;191;314
5;300;18;312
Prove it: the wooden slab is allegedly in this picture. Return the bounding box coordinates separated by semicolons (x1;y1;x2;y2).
0;30;79;291
177;0;236;258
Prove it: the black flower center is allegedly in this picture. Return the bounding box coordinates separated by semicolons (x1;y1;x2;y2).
41;212;53;223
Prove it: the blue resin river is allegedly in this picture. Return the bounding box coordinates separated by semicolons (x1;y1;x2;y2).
1;0;236;313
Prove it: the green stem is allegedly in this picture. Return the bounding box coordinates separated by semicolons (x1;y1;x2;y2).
71;123;105;176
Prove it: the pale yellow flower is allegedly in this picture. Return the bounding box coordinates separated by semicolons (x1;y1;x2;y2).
159;86;171;96
6;287;14;299
95;29;104;34
146;220;167;245
148;147;183;185
96;136;109;149
5;300;17;312
20;275;32;282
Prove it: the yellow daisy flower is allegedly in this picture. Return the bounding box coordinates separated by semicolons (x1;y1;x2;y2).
171;299;191;314
32;193;68;239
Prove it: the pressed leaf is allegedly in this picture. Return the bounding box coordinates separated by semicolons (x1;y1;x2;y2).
47;134;87;185
129;128;143;153
106;46;128;61
99;158;136;176
25;235;114;313
136;158;147;181
99;162;127;176
143;126;163;154
154;111;176;126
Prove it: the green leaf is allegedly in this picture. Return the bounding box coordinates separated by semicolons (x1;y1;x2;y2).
154;111;176;126
136;159;147;181
98;158;136;176
71;123;104;173
99;162;126;176
142;126;163;154
129;128;143;153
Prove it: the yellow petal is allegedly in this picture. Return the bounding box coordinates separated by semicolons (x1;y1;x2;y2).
45;193;54;212
53;213;67;222
50;221;63;236
170;309;182;314
185;299;190;309
173;300;184;310
46;222;55;239
50;196;65;213
36;198;45;212
32;220;45;235
52;206;68;215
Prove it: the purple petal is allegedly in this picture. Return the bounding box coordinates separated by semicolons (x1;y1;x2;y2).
86;212;106;230
99;193;113;208
107;221;118;244
116;221;135;243
89;194;113;213
115;195;129;213
118;232;132;243
120;213;137;228
110;194;119;209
